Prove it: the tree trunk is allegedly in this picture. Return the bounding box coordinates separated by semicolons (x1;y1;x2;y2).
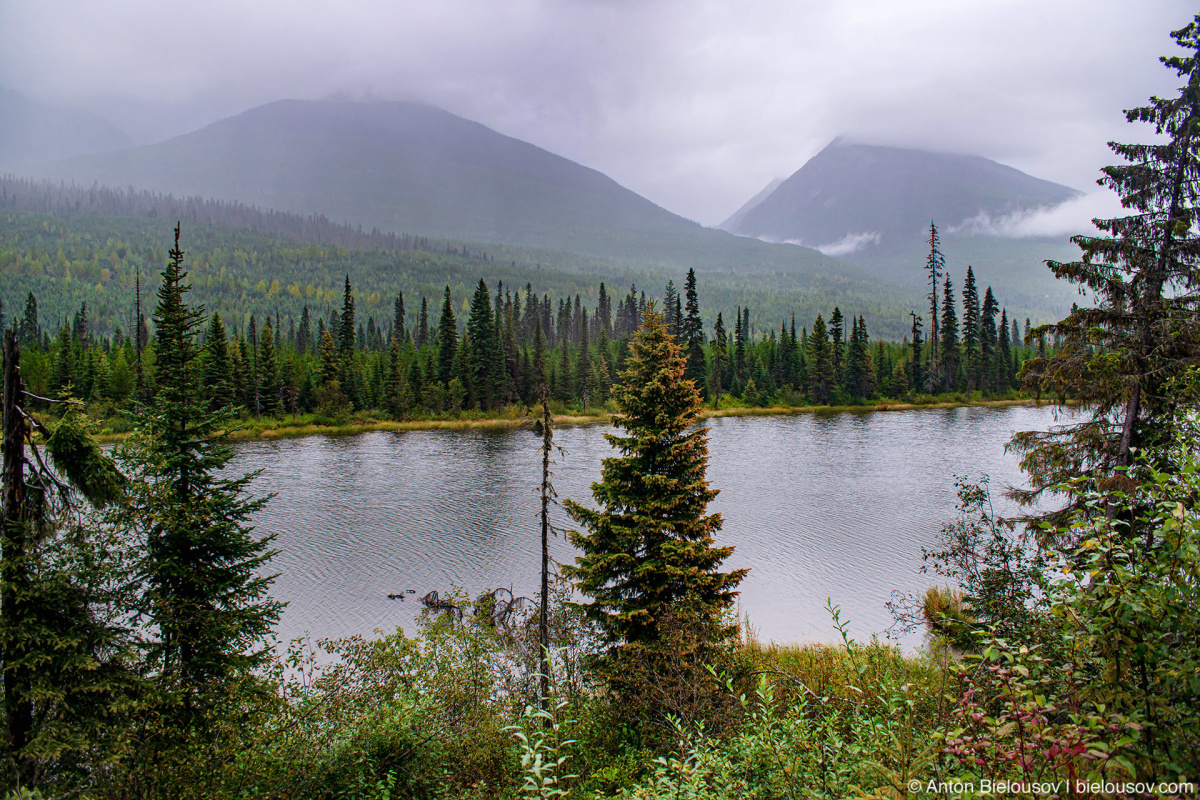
2;330;32;782
539;387;552;714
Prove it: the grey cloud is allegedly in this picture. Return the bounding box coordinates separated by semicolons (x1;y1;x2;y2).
1;0;1192;225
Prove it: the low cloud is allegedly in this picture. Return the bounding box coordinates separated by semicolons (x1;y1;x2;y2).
752;230;881;257
949;189;1125;239
813;231;882;257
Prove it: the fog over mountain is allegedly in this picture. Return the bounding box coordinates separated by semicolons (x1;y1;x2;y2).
722;141;1081;254
0;86;130;171
0;1;1188;225
29;99;851;278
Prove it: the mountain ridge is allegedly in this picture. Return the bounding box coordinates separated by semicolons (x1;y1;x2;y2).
24;99;855;280
722;140;1080;253
0;87;131;171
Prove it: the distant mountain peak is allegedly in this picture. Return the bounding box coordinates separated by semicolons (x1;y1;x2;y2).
723;141;1080;256
24;97;848;278
0;86;131;170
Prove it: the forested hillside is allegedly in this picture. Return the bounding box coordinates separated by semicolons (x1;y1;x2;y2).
1;176;1067;352
25;99;853;277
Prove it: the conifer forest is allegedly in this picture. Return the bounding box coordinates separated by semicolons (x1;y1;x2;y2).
2;13;1200;800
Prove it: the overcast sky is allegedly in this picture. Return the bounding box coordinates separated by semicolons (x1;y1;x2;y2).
0;0;1193;226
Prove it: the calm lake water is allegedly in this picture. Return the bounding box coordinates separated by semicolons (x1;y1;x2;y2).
233;404;1068;649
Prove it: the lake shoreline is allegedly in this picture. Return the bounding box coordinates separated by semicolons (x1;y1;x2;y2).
90;396;1048;443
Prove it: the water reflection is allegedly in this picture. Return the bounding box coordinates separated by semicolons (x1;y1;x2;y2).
232;405;1063;649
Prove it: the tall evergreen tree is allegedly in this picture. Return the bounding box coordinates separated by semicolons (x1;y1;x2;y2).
385;338;403;415
682;269;707;396
564;309;746;653
248;315;260;419
829;307;845;387
202;312;234;411
467;279;498;409
733;306;746;383
417;296;430;348
909;312;925;394
962;266;981;390
925;221;945;392
338;277;355;356
807;314;834;404
1016;18;1200;511
596;282;612;337
941;272;960;391
258;317;280;416
845;316;876;399
996;308;1012;393
980;287;999;393
2;329;127;785
710;312;727;408
554;338;572;402
296;305;312;355
125;224;280;721
663;280;679;339
20;293;38;350
318;330;339;387
436;287;457;386
576;309;592;407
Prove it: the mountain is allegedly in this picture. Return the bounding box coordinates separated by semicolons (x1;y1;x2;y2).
723;140;1079;251
720;176;783;233
0;87;131;171
26;99;851;279
719;140;1085;315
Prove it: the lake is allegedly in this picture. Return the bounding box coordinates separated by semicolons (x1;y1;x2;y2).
233;404;1068;649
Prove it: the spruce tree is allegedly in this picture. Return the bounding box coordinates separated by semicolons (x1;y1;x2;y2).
436;287;457;386
980;287;999;393
2;330;128;786
807;314;834;404
123;224;280;719
909;312;925;393
682;268;707;396
996;308;1012;392
202;312;234;411
297;305;312;355
20;293;38;350
248;315;261;419
846;316;876;399
710;312;728;408
663;280;679;339
502;307;520;404
1016;17;1200;509
318;330;339;387
339;275;356;357
941;272;960;391
596;282;612;336
417;296;430;348
554;340;572;402
925;221;945;392
575;309;592;407
829;307;845;387
258;317;281;416
734;306;746;383
393;292;406;343
564;309;746;652
385;338;403;415
962;266;981;390
467;279;497;409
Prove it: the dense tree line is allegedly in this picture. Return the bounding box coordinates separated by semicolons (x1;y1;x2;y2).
0;176;491;260
8;255;1034;425
3;14;1199;798
2;199;1028;347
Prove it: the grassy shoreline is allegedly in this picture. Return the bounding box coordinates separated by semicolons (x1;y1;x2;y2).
87;396;1046;443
